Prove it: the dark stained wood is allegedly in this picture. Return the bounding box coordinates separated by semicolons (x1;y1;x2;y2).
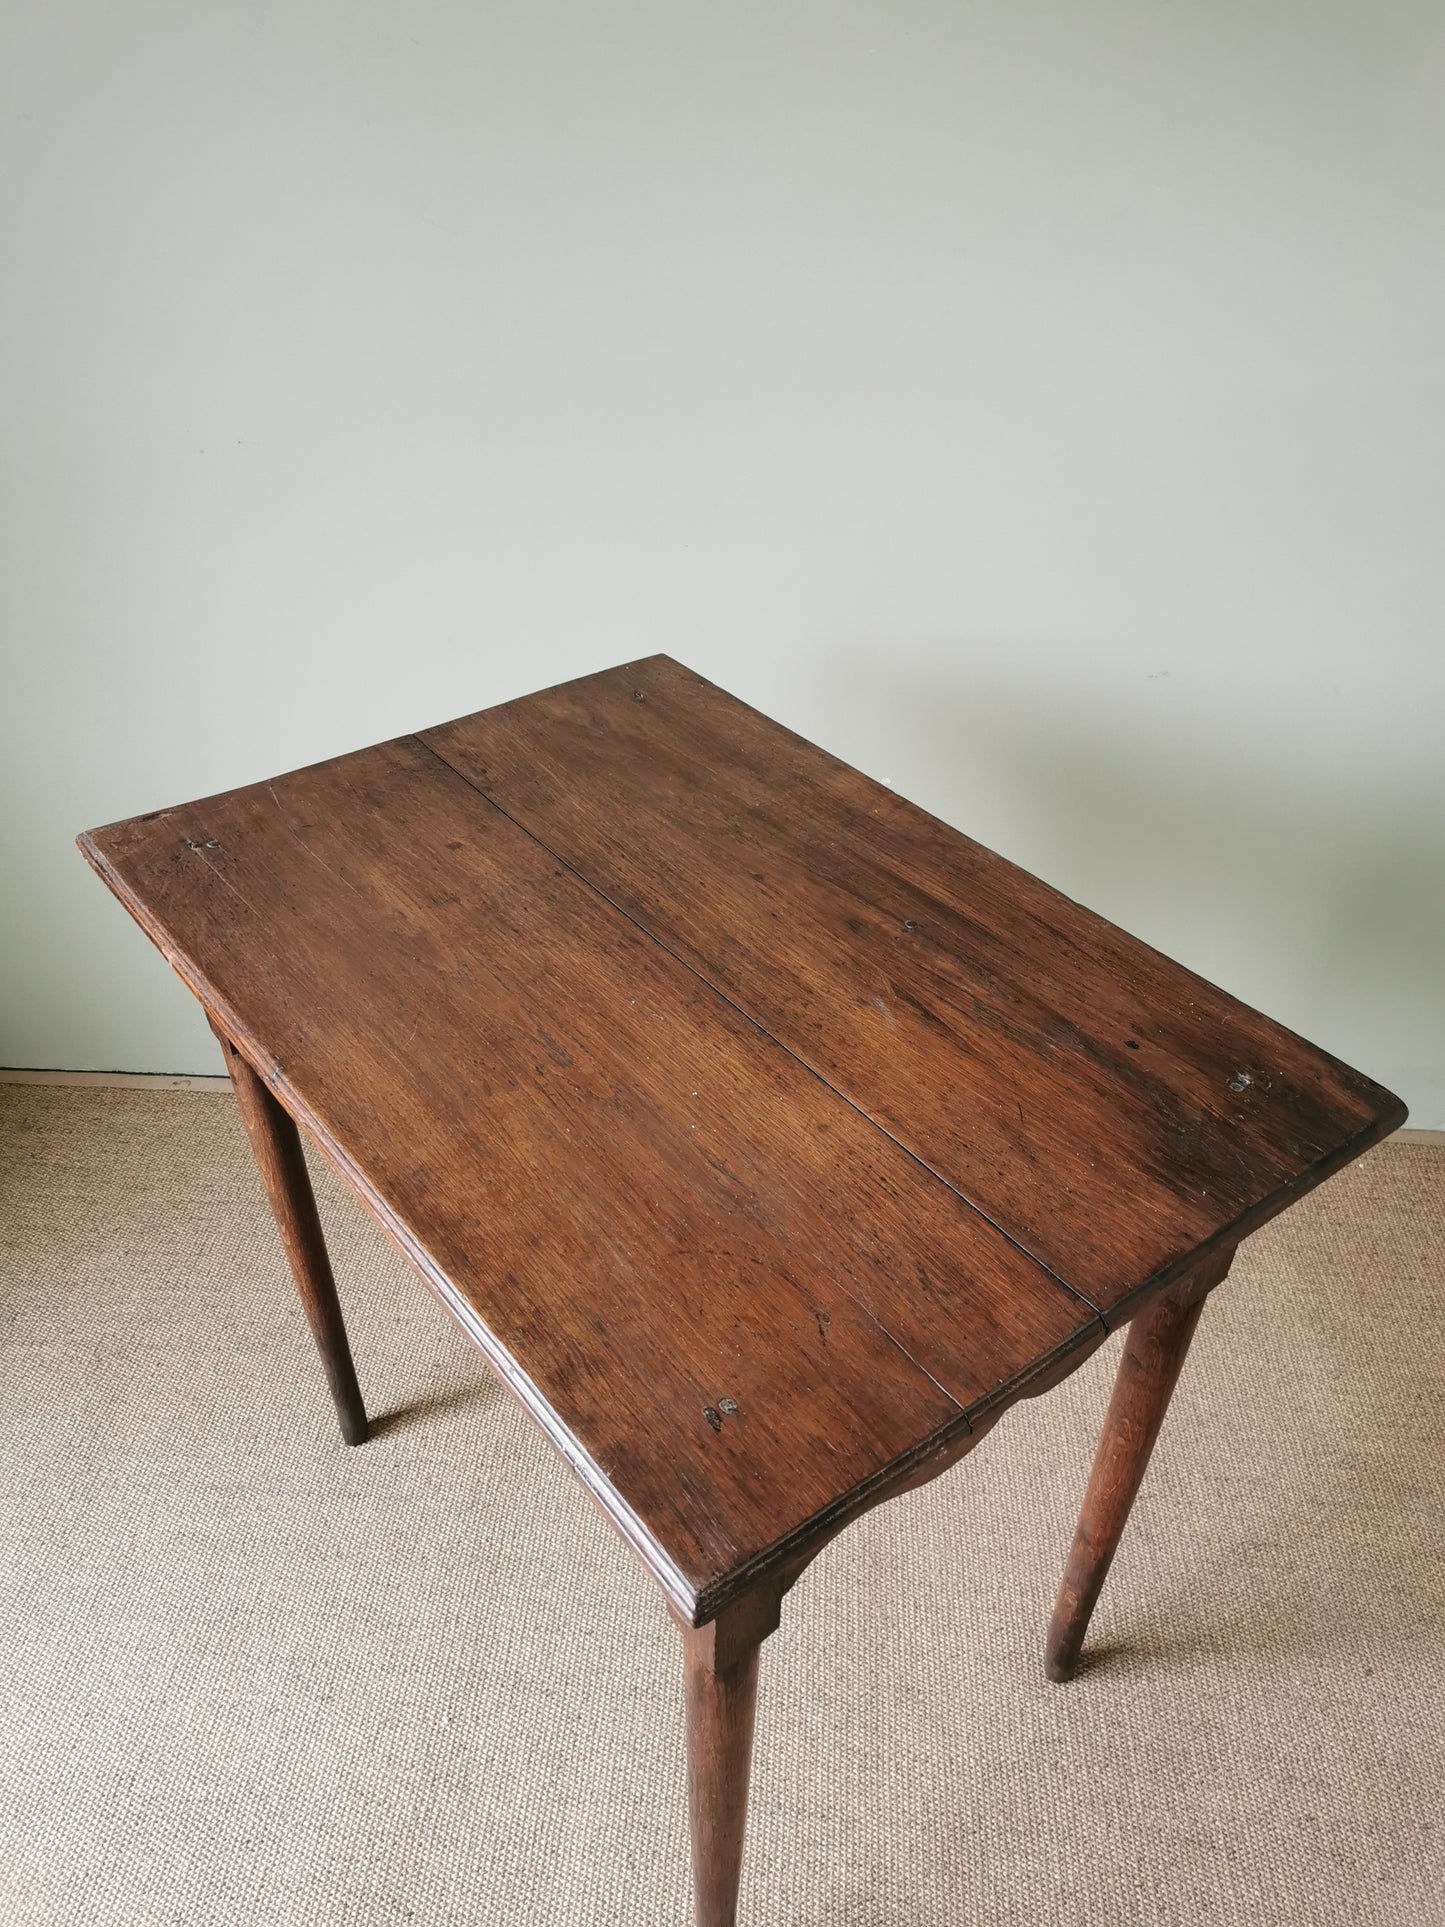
78;659;1408;1927
1045;1246;1233;1683
210;1018;368;1447
672;1587;782;1927
420;656;1406;1322
78;733;1102;1624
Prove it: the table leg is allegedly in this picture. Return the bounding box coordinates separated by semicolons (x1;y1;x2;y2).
1046;1256;1231;1682
677;1591;779;1927
212;1023;369;1447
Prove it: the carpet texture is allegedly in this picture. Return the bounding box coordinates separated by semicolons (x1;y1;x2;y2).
2;1085;1442;1925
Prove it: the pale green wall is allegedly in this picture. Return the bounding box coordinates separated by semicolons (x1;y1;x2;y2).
3;2;1442;1120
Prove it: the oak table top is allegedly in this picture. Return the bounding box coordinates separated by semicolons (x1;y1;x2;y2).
80;656;1405;1924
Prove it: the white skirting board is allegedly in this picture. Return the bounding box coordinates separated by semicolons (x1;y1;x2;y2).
0;1066;230;1091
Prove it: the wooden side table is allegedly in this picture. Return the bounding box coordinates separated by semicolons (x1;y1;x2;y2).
80;657;1405;1925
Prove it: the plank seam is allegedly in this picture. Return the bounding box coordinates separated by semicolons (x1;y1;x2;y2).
410;731;1106;1327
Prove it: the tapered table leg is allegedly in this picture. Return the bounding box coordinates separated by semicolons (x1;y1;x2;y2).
677;1593;777;1927
1046;1255;1231;1682
213;1023;368;1446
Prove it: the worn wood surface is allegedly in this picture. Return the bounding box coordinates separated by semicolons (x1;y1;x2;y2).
79;659;1404;1625
422;656;1405;1320
1045;1247;1232;1683
79;732;1102;1624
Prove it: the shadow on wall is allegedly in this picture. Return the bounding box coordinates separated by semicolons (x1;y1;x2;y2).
819;642;1443;1113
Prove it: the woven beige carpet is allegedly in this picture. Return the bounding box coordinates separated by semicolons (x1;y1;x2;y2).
3;1086;1442;1925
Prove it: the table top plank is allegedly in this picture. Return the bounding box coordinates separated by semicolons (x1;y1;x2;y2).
421;656;1405;1318
80;732;1100;1619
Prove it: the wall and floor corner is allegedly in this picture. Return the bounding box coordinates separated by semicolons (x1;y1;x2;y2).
2;4;1442;1120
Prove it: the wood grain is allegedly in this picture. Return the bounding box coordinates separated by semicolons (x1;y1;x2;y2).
79;734;1099;1623
420;656;1406;1319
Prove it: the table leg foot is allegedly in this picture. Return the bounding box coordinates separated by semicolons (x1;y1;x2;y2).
679;1597;773;1927
212;1022;369;1447
1046;1259;1229;1682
